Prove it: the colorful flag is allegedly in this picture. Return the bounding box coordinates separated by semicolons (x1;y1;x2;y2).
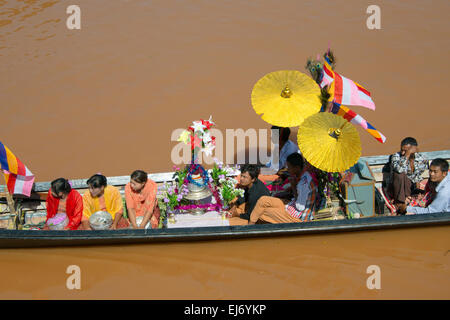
320;57;376;110
330;103;386;143
320;57;335;88
0;142;35;196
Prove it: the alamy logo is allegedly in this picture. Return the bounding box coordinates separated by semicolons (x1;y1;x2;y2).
66;265;81;290
171;128;280;170
366;265;381;290
366;5;381;30
66;5;81;30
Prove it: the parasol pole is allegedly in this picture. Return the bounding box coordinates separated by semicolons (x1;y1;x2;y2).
328;122;348;140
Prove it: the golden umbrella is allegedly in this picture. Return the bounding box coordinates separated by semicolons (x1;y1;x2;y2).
298;112;361;172
251;70;321;127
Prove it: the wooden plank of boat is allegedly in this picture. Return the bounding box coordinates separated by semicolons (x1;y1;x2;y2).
0;212;449;248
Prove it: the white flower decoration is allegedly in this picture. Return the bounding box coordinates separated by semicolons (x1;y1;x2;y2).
191;121;206;133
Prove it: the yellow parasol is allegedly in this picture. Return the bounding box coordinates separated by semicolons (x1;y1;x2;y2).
298;112;361;172
251;70;321;127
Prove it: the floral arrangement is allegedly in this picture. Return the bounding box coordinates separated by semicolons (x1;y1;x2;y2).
158;117;245;225
177;116;216;159
209;158;242;207
217;176;244;208
315;170;341;203
159;159;243;221
172;165;188;190
209;158;231;186
159;181;188;212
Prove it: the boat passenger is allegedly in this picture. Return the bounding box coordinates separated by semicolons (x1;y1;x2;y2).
81;174;129;230
44;178;83;230
248;152;318;224
228;164;270;223
125;170;160;229
265;126;300;172
405;158;449;215
389;137;428;209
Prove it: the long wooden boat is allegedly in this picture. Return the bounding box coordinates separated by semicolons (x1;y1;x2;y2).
0;150;449;248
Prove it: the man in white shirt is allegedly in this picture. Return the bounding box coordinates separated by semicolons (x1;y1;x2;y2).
405;158;450;215
266;126;300;172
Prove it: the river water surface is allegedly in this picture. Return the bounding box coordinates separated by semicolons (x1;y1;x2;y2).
0;0;449;299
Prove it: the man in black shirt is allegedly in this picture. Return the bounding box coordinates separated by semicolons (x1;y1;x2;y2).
229;164;271;221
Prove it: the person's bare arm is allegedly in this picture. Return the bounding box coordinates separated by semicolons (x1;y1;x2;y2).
139;202;155;229
110;211;123;230
81;220;91;230
128;207;138;229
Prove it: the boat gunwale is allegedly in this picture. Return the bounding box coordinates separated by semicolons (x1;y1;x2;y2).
0;212;449;248
0;150;449;248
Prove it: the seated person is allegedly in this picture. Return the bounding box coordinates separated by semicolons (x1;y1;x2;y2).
228;164;270;223
45;178;83;230
125;170;160;229
265;126;300;172
248;153;318;224
81;174;129;230
408;180;437;208
390;137;428;208
404;158;449;215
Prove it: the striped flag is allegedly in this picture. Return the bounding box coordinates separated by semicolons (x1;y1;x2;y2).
320;57;376;110
0;142;35;196
330;103;386;143
320;57;335;88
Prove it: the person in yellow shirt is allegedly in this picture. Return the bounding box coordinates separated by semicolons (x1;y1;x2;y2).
81;174;129;230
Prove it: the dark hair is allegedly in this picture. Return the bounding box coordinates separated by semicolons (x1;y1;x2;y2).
286;152;304;169
51;178;71;195
271;126;291;142
130;170;148;183
430;158;449;173
86;174;107;188
401;137;418;147
240;164;260;180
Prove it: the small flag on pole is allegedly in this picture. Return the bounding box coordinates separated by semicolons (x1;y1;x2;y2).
320;57;335;88
0;141;35;196
320;57;376;110
330;103;386;143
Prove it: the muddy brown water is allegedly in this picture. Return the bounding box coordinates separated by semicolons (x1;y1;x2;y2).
1;0;449;299
0;226;449;299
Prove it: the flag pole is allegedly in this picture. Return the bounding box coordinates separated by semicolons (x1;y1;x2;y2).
0;171;18;228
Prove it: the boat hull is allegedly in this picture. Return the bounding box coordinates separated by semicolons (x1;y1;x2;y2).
0;212;449;248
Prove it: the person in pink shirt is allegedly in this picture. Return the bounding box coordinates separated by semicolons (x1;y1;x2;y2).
125;170;160;229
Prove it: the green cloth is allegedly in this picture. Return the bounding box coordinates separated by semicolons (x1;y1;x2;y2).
122;198;128;219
